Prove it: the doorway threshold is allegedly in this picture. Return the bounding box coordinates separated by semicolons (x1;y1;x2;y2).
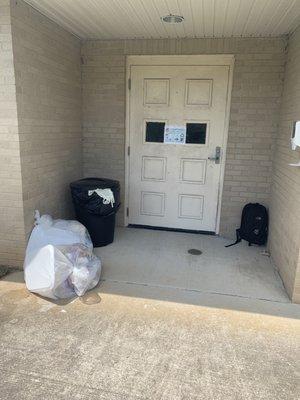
128;224;215;235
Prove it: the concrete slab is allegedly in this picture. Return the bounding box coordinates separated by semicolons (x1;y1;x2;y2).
0;271;299;400
95;228;289;303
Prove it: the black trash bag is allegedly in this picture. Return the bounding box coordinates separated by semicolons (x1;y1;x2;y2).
70;178;120;216
70;178;121;247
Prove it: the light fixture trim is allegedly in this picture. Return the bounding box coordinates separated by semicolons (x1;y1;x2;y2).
162;14;184;24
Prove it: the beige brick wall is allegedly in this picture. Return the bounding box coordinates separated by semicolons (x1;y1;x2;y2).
0;0;26;266
269;26;300;303
81;38;286;234
2;1;298;306
10;0;82;237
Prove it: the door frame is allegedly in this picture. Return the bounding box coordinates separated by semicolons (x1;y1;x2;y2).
125;55;235;234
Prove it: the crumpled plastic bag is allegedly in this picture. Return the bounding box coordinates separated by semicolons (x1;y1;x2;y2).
62;244;101;297
24;211;101;299
26;211;92;253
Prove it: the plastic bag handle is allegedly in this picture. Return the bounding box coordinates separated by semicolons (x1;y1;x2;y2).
34;210;41;225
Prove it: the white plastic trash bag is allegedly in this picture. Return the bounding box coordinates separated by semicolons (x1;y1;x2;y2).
61;244;102;297
24;211;101;299
24;245;75;299
26;211;92;253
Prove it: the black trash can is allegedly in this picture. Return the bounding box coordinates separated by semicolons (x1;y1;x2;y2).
70;178;120;247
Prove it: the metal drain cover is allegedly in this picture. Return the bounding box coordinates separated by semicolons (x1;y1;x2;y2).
188;249;202;255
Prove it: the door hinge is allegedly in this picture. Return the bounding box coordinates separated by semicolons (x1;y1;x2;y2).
128;78;131;90
127;145;130;156
126;207;129;217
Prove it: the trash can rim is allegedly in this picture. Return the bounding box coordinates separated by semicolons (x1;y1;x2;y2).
70;177;120;190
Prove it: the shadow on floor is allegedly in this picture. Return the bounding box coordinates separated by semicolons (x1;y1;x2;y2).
2;227;299;320
1;269;299;320
96;279;300;320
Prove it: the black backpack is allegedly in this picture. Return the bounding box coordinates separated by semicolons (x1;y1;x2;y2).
225;203;268;247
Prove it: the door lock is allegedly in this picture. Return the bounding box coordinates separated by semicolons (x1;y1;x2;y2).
208;146;221;164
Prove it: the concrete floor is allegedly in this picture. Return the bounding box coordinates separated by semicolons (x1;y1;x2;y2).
96;228;289;303
0;228;300;399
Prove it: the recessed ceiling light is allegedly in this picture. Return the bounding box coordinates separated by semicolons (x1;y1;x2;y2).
162;14;184;24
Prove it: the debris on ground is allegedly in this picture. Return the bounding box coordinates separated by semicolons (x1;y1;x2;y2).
0;265;10;279
0;265;19;279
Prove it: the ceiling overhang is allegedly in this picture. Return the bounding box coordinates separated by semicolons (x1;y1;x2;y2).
23;0;300;40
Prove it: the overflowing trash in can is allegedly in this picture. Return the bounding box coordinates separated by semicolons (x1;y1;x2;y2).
87;188;115;207
70;178;120;247
24;211;101;300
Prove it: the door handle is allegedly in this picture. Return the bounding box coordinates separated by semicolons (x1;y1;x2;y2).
208;146;221;164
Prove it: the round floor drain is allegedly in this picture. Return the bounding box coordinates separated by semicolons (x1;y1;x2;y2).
188;249;202;255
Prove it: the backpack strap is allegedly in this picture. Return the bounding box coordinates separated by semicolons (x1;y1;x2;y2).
225;229;242;248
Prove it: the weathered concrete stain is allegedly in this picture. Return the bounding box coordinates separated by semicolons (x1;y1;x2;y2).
0;288;31;302
79;292;101;305
0;272;299;400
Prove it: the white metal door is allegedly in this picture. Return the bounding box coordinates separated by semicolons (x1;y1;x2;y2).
128;64;230;232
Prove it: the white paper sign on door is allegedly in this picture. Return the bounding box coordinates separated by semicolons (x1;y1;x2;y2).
164;126;186;144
